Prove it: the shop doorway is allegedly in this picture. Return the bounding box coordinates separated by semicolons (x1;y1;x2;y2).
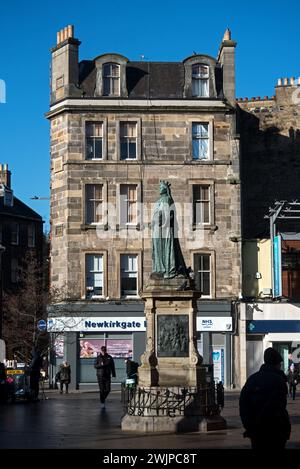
246;335;263;377
273;342;290;374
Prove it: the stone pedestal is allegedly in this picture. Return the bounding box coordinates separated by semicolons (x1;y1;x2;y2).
121;277;227;433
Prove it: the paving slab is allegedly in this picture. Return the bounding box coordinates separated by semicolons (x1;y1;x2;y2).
0;390;300;449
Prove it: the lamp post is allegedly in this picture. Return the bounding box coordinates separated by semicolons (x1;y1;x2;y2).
0;244;5;339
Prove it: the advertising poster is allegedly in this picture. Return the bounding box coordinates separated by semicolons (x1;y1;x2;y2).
212;347;225;384
80;339;105;358
106;339;133;358
54;337;64;358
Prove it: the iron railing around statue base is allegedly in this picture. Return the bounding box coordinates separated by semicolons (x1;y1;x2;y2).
121;382;224;418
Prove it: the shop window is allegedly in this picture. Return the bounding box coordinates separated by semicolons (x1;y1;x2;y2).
121;254;138;296
86;254;104;298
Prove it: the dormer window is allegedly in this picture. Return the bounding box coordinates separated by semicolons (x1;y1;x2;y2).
103;63;120;96
192;64;209;97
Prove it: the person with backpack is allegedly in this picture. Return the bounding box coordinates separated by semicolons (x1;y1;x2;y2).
239;347;291;450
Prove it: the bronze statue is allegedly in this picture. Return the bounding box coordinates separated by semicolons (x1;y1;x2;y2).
151;181;187;279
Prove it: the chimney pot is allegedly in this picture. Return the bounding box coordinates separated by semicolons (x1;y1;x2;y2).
298;77;300;85
290;77;295;85
283;78;288;85
277;78;282;86
223;28;231;41
264;96;268;100
57;31;61;44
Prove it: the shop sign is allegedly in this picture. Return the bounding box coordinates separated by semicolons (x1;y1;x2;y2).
48;317;146;332
197;317;232;332
273;235;282;297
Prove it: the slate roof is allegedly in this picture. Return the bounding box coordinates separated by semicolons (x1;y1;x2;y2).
0;195;42;221
79;60;222;99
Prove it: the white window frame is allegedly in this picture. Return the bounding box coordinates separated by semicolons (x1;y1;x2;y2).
102;62;120;97
85;184;103;225
192;122;211;160
193;185;211;225
192;64;209;97
120;254;138;297
119;184;138;226
86;254;104;299
194;253;211;298
85;122;103;160
11;222;19;245
28;224;36;247
120;122;138;160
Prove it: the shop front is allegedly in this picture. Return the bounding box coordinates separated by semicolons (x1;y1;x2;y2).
245;302;300;377
48;300;235;389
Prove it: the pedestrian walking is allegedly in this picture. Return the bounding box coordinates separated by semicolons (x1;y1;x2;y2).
29;348;43;402
59;361;71;394
239;347;291;450
94;346;116;409
287;363;298;400
125;357;139;385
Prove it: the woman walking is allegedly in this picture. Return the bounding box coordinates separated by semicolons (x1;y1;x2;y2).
59;361;71;394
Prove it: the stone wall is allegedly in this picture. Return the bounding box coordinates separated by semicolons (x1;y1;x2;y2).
238;79;300;238
50;109;241;299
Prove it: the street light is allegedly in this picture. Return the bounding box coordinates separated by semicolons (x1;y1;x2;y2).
0;244;6;339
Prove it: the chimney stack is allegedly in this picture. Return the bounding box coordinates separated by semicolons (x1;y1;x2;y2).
50;25;81;104
0;163;11;188
217;28;237;105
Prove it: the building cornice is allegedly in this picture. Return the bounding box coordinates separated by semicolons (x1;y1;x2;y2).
46;98;235;118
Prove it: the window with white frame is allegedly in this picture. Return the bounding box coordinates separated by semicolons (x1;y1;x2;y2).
194;253;211;296
86;254;104;298
103;63;120;96
11;258;19;283
120;184;137;225
192;123;209;160
121;254;138;296
11;222;19;245
120;122;137;160
86;122;103;160
193;185;210;225
28;224;36;247
192;64;209;97
85;185;103;224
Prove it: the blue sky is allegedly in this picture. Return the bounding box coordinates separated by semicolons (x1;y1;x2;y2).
0;0;299;231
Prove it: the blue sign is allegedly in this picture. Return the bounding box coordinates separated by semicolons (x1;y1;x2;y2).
37;320;47;332
247;320;300;333
273;235;282;297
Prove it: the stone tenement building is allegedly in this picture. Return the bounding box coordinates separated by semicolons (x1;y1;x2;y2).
0;164;43;358
237;78;300;384
47;26;241;389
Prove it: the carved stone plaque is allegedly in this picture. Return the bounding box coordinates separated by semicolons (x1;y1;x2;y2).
157;315;189;357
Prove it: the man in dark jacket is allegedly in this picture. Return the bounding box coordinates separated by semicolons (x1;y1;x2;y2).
239;347;291;450
94;346;116;409
29;348;43;402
